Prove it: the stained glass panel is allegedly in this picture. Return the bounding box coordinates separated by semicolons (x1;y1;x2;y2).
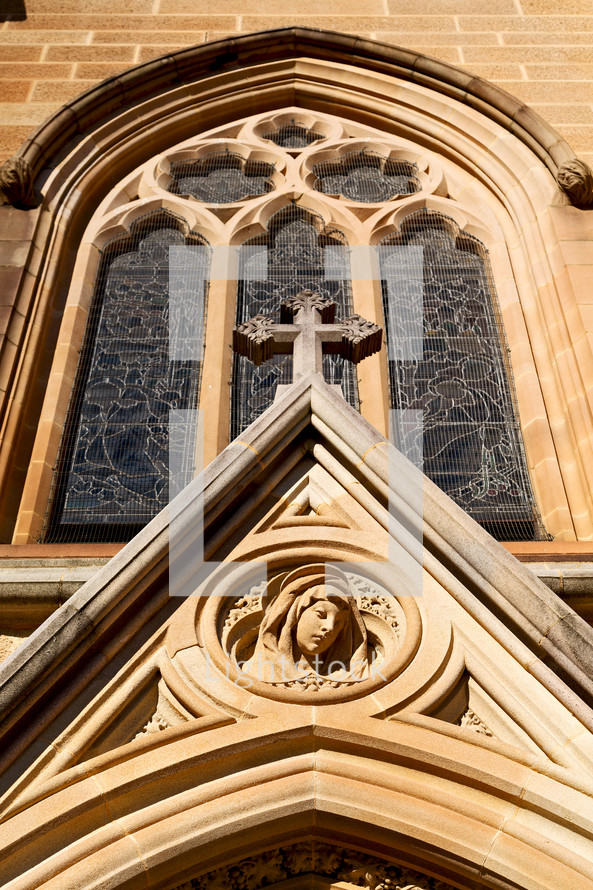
262;120;325;149
168;152;275;203
231;207;358;439
45;212;208;542
381;210;545;541
313;151;420;202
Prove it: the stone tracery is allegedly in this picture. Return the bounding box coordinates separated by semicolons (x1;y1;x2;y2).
167;152;276;203
32;107;546;544
313;149;420;202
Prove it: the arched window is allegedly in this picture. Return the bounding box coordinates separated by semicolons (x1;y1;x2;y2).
231;205;358;438
17;104;558;546
380;209;544;541
45;211;209;543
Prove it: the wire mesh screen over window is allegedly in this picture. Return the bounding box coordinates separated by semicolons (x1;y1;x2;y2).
313;151;420;202
45;212;208;543
231;207;359;439
381;210;545;541
168;151;275;203
262;120;325;149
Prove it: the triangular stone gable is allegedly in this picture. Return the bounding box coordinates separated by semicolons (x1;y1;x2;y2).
256;465;356;531
2;375;593;888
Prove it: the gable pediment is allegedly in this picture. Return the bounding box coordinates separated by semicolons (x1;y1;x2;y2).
2;376;593;888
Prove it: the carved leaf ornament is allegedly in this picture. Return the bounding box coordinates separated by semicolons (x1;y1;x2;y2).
281;290;337;322
340;314;383;362
233;314;278;365
174;842;455;890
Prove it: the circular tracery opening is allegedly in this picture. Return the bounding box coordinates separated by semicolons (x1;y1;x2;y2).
262;118;326;148
313;150;421;202
167;150;276;203
201;564;420;704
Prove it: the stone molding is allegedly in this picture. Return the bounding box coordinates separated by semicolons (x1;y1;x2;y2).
12;29;576;187
2;378;593;887
3;376;593;738
2;717;593;888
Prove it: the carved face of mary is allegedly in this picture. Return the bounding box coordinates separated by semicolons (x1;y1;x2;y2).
243;566;368;683
295;587;349;657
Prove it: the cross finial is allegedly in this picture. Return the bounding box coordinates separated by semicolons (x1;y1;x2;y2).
233;290;383;390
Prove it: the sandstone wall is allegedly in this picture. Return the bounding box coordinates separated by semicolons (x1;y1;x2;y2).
1;0;592;167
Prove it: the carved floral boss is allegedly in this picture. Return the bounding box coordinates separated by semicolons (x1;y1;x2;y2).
233;289;383;383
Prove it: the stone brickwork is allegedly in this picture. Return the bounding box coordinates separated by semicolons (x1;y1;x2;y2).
1;1;593;167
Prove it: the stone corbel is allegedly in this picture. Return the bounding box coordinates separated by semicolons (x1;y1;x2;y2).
0;156;39;209
557;158;593;209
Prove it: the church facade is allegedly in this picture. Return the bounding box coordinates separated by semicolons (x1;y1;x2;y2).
1;7;593;890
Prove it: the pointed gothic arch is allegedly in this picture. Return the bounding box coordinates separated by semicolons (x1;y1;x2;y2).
2;28;593;547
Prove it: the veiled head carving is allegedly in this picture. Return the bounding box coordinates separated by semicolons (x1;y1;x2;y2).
243;565;369;684
198;562;421;703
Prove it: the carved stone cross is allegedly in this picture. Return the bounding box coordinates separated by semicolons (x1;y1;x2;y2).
233;290;383;387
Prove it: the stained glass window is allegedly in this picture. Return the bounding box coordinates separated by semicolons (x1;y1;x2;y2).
45;211;209;542
262;120;325;149
168;151;275;203
381;209;545;541
231;206;358;439
313;151;420;202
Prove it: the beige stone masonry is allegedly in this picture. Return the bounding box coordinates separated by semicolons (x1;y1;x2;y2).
2;376;593;887
1;6;592;163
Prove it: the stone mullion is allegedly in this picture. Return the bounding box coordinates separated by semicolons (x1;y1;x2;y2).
199;276;237;469
350;275;389;438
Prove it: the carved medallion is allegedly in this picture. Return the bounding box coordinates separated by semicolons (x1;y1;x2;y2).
205;563;419;704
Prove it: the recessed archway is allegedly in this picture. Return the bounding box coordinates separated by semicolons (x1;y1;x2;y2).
2;721;592;889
